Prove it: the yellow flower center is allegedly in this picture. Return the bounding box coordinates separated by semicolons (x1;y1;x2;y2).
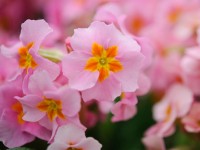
37;97;65;121
18;42;37;72
84;43;123;82
12;102;24;125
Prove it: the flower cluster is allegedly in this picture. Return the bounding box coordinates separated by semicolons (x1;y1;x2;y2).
1;0;200;150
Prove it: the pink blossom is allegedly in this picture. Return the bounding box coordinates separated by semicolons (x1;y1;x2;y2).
111;92;138;122
62;21;144;102
17;70;81;139
47;124;102;150
0;19;60;84
182;102;200;133
146;84;193;137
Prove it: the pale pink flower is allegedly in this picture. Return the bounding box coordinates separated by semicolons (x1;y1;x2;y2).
47;124;102;150
142;135;166;150
0;19;60;83
182;102;200;133
95;5;153;96
62;21;144;102
111;92;138;122
17;70;81;139
146;84;193;137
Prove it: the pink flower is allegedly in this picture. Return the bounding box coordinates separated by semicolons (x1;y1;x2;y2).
111;92;138;122
1;19;60;84
17;70;81;139
47;124;102;150
0;82;51;148
142;135;166;150
182;102;200;133
146;84;193;137
62;21;144;102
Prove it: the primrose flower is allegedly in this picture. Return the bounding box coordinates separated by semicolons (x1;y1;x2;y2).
47;124;102;150
62;21;144;102
0;19;60;84
146;84;193;137
17;70;81;139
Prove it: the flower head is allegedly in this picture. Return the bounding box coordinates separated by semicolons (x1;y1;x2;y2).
62;21;144;102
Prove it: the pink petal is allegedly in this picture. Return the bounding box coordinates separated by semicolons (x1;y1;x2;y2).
135;73;151;96
82;75;121;102
114;51;144;92
166;84;193;117
111;96;138;122
27;70;56;95
54;124;85;144
35;55;60;81
18;95;45;122
58;86;81;117
142;135;166;150
62;52;99;90
75;137;102;150
24;122;51;141
47;142;67;150
20;19;53;48
0;110;35;148
71;21;123;54
0;42;22;58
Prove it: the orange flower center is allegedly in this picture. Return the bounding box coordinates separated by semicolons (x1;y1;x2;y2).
37;97;65;121
12;102;24;124
18;42;37;71
84;43;123;82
